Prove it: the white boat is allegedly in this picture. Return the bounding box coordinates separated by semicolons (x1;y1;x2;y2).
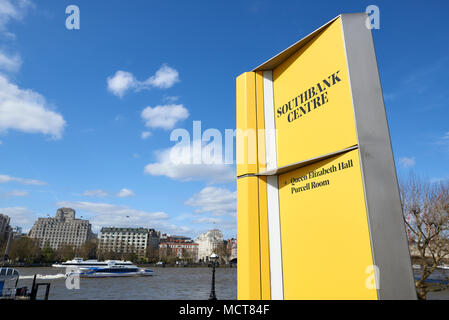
65;261;153;278
52;257;134;268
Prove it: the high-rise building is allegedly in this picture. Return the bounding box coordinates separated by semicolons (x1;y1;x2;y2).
148;228;160;249
196;229;223;262
98;227;152;258
12;226;23;240
0;213;11;241
29;208;95;249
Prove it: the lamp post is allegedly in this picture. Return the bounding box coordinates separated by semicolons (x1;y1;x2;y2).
208;253;219;301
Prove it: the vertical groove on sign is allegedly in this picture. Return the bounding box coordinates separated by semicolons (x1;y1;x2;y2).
255;71;271;299
263;70;284;300
266;175;283;299
258;176;271;299
254;73;263;298
263;71;277;170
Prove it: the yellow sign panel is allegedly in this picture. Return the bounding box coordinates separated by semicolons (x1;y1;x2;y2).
278;149;377;299
236;176;261;299
236;175;272;300
273;19;358;168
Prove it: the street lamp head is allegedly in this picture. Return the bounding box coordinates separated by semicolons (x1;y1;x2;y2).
210;253;219;262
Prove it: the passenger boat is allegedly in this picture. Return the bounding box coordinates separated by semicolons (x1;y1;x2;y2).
65;261;153;278
52;257;134;268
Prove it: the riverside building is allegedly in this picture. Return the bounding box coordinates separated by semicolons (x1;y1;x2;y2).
29;208;95;249
148;228;160;249
158;238;198;261
0;213;11;241
196;229;223;262
98;227;153;258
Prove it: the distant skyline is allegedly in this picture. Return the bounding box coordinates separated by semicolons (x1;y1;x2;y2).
0;1;448;239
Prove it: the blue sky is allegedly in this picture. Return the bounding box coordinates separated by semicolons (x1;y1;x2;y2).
0;0;448;239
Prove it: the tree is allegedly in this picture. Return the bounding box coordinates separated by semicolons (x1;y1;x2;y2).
400;173;449;299
146;246;159;263
159;244;177;263
216;241;230;264
56;244;76;261
8;237;41;263
124;252;138;262
41;242;56;263
100;250;120;260
78;239;97;260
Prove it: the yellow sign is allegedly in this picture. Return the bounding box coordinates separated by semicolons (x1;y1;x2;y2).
273;19;357;168
236;14;416;300
278;150;376;299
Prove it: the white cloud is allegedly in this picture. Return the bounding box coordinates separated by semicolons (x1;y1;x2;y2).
141;104;189;130
0;51;21;72
107;64;179;97
82;189;109;197
106;70;135;98
56;201;169;232
0;174;46;185
430;177;448;183
156;223;193;236
53;201;195;235
437;132;449;144
217;219;237;231
186;186;236;216
143;64;179;89
163;95;179;103
141;131;152;139
0;206;35;230
183;186;237;236
192;217;222;224
399;157;416;169
2;189;28;197
191;216;236;233
144;142;235;184
433;132;449;153
0;74;66;139
116;188;135;198
0;0;33;37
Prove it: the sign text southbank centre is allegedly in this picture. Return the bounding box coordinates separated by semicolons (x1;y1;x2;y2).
276;70;342;123
236;13;417;300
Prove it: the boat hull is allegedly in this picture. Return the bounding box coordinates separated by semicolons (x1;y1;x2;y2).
78;271;153;278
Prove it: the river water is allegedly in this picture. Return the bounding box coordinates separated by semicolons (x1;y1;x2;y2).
14;267;237;300
8;267;448;300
